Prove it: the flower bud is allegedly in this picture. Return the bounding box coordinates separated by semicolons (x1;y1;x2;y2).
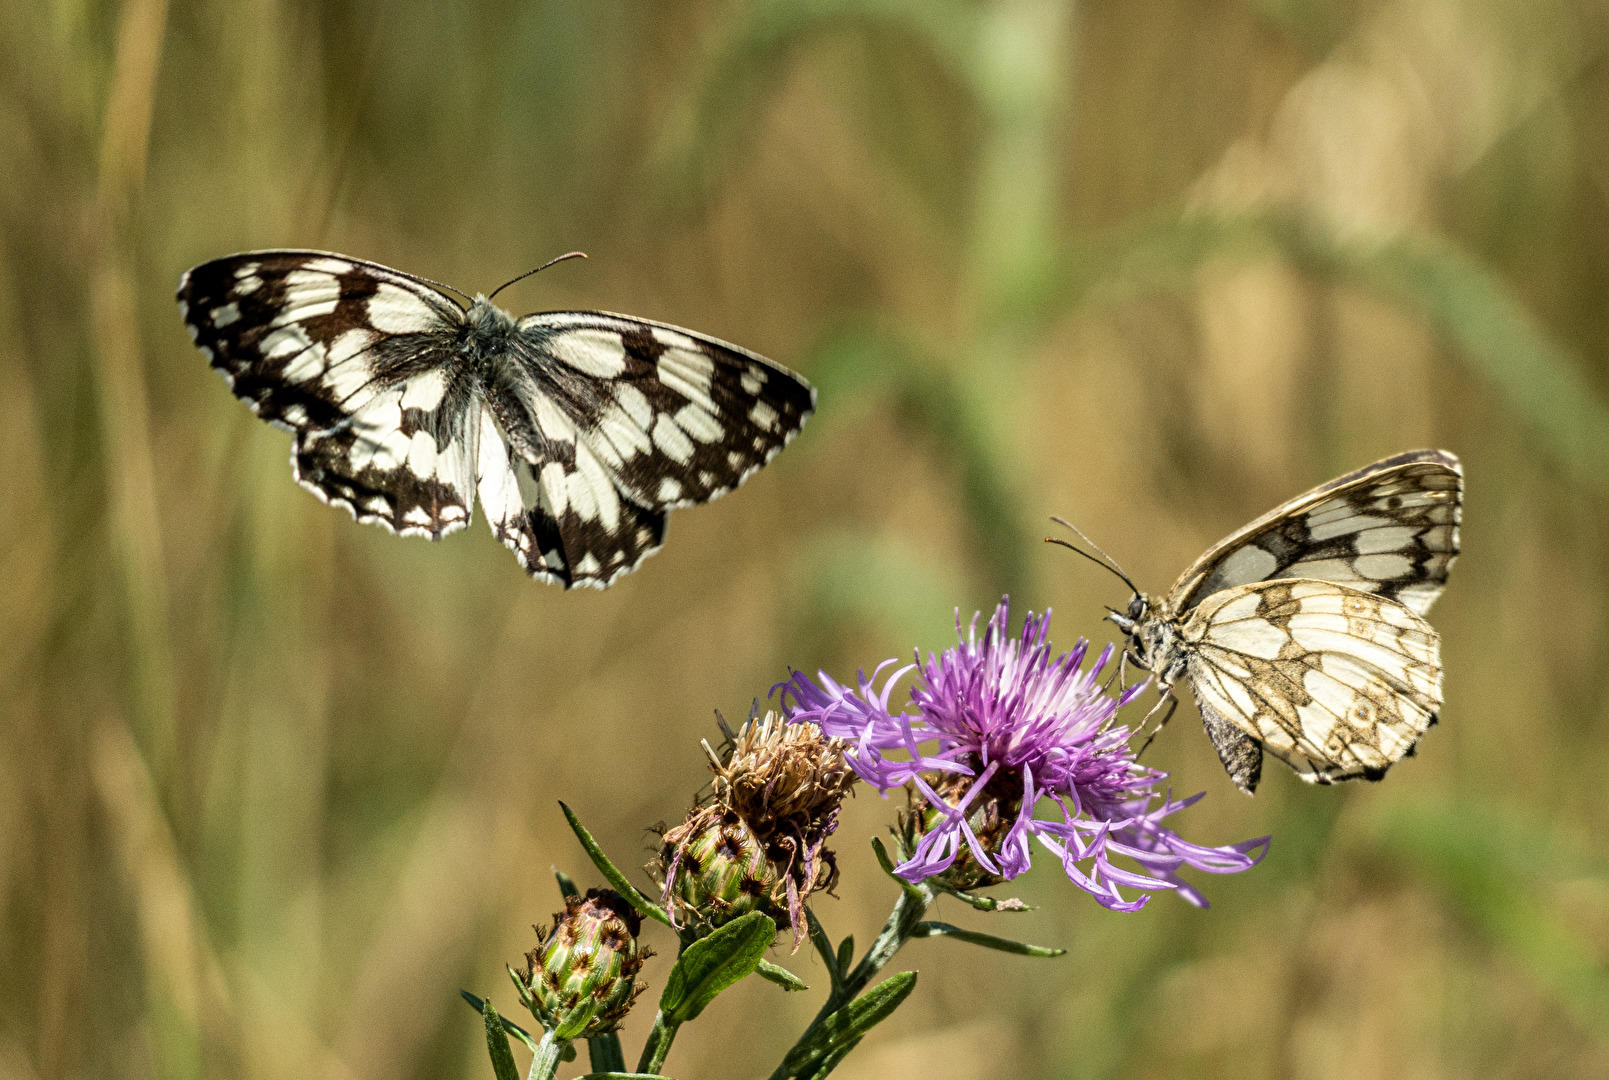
653;710;856;945
658;806;777;930
512;889;646;1039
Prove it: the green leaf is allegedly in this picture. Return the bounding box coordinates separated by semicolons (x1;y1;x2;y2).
659;912;776;1023
576;1074;675;1079
911;921;1064;957
480;1000;521;1080
780;971;918;1076
756;958;809;991
460;991;539;1053
835;935;855;975
558;802;672;926
555;869;580;900
804;907;841;991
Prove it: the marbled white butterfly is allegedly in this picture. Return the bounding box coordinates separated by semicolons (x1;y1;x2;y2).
177;250;814;588
1054;450;1461;794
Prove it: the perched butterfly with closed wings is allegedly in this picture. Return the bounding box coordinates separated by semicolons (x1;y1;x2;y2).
177;250;814;588
1052;450;1462;794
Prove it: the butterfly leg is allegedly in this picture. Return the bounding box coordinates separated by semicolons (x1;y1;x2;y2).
1133;693;1178;760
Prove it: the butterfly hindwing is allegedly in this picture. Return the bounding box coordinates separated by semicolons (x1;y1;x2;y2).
460;312;813;587
474;403;669;588
1167;450;1463;618
1183;579;1442;793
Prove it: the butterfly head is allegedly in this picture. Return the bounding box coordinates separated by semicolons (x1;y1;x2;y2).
466;295;517;337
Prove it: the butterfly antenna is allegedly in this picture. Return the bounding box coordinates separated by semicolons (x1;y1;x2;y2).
410;273;475;305
487;251;589;301
1045;517;1140;597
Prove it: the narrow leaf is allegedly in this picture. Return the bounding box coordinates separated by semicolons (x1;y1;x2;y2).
912;921;1064;957
555;869;580;900
938;886;1030;913
559;802;671;926
780;972;918;1075
481;1000;521;1080
659;912;775;1023
835;935;855;975
461;991;539;1052
805;907;840;991
870;837;925;902
756;958;809;991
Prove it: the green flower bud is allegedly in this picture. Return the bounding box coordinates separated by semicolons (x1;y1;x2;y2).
657;807;777;933
512;889;647;1039
653;711;856;946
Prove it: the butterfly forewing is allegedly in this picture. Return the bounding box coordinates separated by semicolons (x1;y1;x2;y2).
178;249;815;587
1183;579;1442;792
1166;450;1463;618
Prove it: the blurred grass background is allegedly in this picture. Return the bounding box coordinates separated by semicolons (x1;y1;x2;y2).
3;0;1609;1077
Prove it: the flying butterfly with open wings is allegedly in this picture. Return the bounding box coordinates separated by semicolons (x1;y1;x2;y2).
177;250;814;588
1051;450;1462;794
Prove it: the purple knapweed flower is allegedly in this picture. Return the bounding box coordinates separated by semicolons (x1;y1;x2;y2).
776;597;1268;911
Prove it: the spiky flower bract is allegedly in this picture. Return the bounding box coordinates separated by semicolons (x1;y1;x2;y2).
654;710;856;944
513;888;647;1039
778;598;1268;911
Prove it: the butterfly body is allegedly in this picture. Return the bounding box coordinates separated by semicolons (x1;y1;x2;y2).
1095;450;1461;794
178;250;815;588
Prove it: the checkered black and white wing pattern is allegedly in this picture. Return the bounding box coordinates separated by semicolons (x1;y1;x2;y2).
1166;450;1463;619
1183;579;1443;793
177;250;478;540
476;313;815;588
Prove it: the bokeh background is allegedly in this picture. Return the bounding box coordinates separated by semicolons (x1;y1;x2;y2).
4;0;1609;1077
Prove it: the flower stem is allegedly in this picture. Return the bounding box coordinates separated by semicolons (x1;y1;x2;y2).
636;1010;680;1075
526;1031;566;1080
587;1031;626;1073
768;882;934;1079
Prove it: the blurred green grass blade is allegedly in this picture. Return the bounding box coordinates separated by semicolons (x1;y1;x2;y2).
1348;234;1609;491
652;0;977;202
803;323;1033;601
1055;210;1609;491
558;802;673;926
1371;795;1609;1045
910;920;1065;957
793;530;966;657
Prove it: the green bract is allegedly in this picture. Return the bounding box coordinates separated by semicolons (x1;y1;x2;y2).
514;889;648;1039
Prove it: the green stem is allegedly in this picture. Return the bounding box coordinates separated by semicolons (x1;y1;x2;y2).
587;1031;626;1073
526;1030;567;1080
769;883;934;1080
636;1010;680;1075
